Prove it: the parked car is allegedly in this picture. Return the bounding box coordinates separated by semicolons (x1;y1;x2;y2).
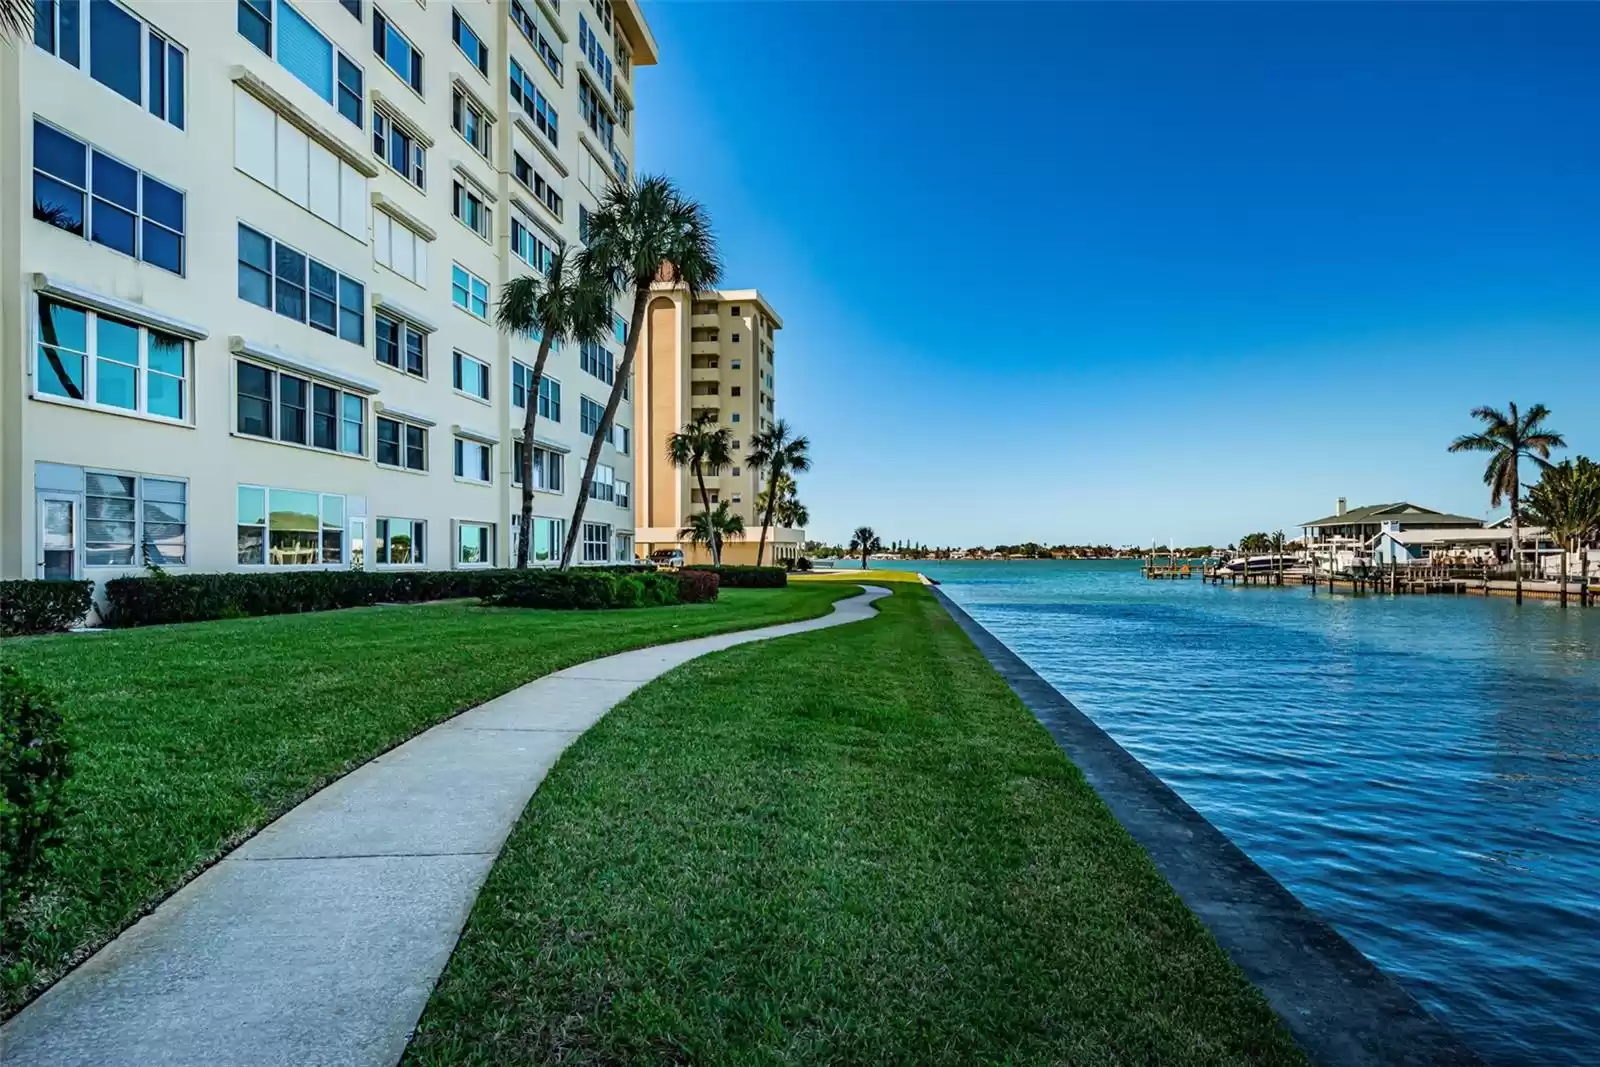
650;549;685;568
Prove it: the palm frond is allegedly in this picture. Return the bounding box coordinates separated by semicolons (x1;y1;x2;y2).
1;0;34;40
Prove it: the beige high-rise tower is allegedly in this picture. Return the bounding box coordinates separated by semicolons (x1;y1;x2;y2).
634;283;802;565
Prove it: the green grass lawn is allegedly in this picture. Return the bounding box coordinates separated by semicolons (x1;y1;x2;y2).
0;584;856;1015
405;584;1306;1066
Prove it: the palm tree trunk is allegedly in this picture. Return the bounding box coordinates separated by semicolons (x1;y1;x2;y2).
1582;546;1591;608
861;546;869;570
515;333;556;568
1511;497;1523;605
691;460;718;565
756;465;777;567
560;287;649;568
1560;537;1570;607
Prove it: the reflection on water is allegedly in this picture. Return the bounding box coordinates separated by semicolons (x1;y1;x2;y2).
901;559;1600;1066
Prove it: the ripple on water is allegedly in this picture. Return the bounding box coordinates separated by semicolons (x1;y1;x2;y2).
910;560;1600;1067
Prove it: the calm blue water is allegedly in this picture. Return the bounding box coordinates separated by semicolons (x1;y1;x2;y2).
837;559;1600;1066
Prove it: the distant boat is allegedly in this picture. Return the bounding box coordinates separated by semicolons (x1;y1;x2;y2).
1217;554;1295;575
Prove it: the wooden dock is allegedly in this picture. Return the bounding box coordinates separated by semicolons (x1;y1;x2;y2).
1152;558;1598;605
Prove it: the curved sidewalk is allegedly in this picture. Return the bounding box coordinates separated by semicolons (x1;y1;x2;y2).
1;585;891;1067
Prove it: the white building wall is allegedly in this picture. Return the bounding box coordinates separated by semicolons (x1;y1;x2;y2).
0;0;652;581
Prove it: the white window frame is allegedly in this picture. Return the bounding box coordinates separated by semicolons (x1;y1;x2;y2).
237;223;365;344
373;7;424;96
375;414;428;471
452;179;491;240
33;296;191;424
373;107;427;188
33;120;187;276
375;309;427;378
582;521;612;563
511;217;555;274
587;463;615;503
453;437;492;484
374;516;426;566
513;152;564;220
372;210;428;286
452;86;492;160
509;57;558;146
235;359;368;457
580;339;615;385
38;0;188;129
511;441;564;492
512;514;565;564
450;8;489;76
510;0;563;82
455;520;495;567
451;263;489;319
84;469;189;568
615;478;630;510
237;484;348;567
580;394;604;435
452;349;489;402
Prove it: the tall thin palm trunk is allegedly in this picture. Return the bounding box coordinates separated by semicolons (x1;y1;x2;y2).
561;288;649;568
515;333;556;568
691;459;719;564
756;467;778;567
1511;491;1523;605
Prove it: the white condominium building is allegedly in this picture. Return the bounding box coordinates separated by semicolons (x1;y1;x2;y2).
0;0;656;582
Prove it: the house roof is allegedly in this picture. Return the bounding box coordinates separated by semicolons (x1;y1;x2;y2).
1300;502;1483;529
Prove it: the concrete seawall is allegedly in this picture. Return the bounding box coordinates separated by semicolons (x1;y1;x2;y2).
927;584;1486;1067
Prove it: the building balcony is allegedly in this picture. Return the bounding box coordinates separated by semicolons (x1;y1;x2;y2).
689;393;721;408
691;366;720;382
691;313;719;329
691;339;721;356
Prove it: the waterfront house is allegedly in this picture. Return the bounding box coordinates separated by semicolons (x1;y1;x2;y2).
1301;500;1485;570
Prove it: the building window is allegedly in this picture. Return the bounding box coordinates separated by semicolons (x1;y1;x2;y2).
376;415;427;470
457;522;493;565
579;340;614;384
510;218;555;274
373;210;428;284
373;8;423;94
236;361;367;455
509;58;558;146
577;14;613;93
32;121;184;274
540;375;561;420
587;463;615;503
375;311;426;377
613;424;630;454
453;350;489;400
512;442;563;491
452;180;490;239
451;263;489;318
34;296;188;421
582;522;611;563
237;0;360;126
731;386;741;397
513;153;564;219
615;479;630;509
85;471;187;566
452;88;492;159
513;515;565;563
237;485;345;566
454;438;492;482
37;0;186;130
237;224;364;343
510;0;562;81
340;0;361;19
450;8;488;76
578;77;615;151
732;439;741;450
580;395;604;435
375;517;425;565
731;412;741;424
373;108;426;188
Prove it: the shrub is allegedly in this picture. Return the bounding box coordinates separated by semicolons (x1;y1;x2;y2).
0;580;95;636
675;569;721;604
481;571;658;610
680;565;788;589
638;572;683;607
1;666;73;907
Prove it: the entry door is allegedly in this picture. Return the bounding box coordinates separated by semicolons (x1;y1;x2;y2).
349;517;367;570
38;492;80;579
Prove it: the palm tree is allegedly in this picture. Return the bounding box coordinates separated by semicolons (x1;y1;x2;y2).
680;502;744;561
748;419;811;566
849;526;883;570
1524;457;1600;607
776;495;810;532
2;0;32;40
667;412;733;564
561;175;722;567
497;247;611;568
1449;402;1566;603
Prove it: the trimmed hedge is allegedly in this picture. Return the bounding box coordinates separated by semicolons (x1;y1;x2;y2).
680;565;788;589
0;580;95;636
481;571;679;611
675;569;720;603
104;565;661;627
1;666;73;928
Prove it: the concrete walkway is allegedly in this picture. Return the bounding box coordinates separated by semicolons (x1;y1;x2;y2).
1;585;890;1067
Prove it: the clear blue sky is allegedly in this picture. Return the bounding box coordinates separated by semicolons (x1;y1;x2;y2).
636;1;1600;548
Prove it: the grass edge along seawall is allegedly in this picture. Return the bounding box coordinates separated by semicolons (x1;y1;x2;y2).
405;580;1308;1067
0;583;858;1016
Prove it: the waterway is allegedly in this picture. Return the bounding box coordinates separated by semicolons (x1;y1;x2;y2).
845;558;1599;1066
